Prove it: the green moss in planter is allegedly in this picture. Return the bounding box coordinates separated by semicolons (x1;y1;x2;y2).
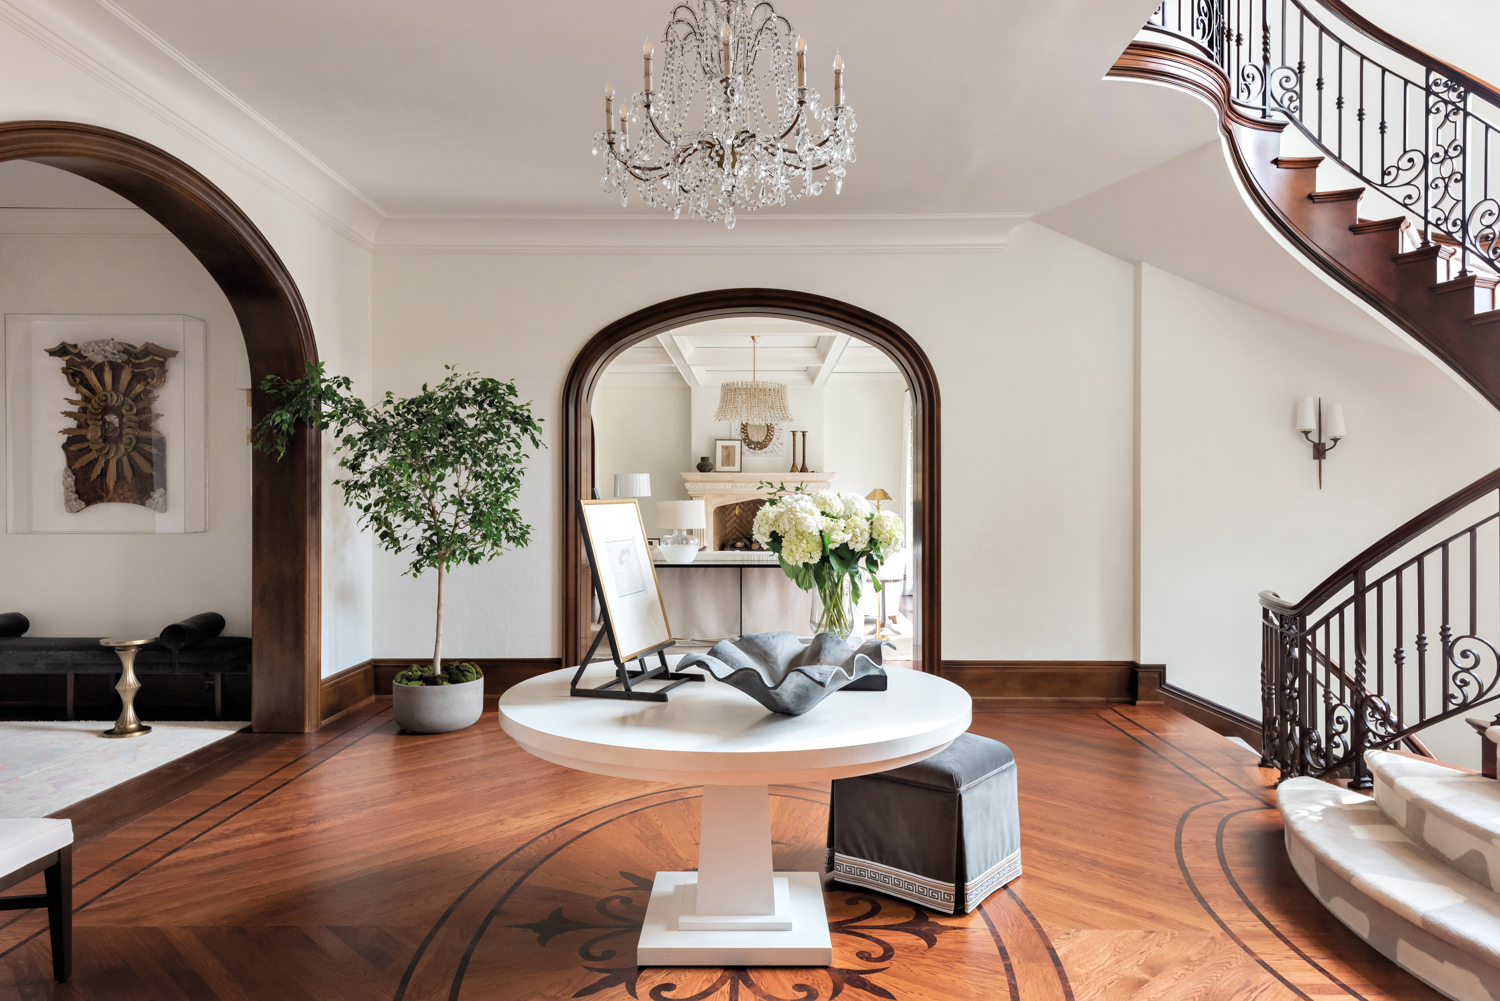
394;662;482;687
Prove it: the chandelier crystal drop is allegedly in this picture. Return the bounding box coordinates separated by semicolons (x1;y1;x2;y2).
593;0;855;229
714;336;794;426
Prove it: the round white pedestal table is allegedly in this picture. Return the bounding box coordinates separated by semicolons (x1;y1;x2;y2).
497;659;972;967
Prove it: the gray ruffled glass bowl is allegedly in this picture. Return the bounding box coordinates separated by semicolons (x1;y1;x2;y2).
675;631;892;715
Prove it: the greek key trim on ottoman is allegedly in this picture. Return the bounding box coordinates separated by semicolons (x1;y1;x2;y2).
832;852;957;910
966;849;1022;912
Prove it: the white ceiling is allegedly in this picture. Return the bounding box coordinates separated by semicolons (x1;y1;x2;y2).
602;317;899;388
98;0;1210;217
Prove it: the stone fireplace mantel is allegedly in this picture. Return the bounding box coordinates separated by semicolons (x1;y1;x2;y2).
681;471;837;549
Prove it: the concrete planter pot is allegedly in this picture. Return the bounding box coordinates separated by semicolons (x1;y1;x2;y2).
392;676;485;733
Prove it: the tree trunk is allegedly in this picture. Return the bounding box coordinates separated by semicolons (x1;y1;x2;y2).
432;562;446;674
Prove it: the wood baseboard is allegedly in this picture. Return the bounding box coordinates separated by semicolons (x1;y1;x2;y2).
318;658;562;727
940;661;1139;704
938;660;1261;750
319;661;376;726
1157;681;1263;748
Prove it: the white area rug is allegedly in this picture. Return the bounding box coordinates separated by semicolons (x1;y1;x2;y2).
0;720;246;818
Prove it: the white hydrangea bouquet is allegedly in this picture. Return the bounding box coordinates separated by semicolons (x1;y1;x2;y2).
752;482;904;638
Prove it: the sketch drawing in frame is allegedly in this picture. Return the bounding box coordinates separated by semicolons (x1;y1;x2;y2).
573;498;702;701
714;438;742;472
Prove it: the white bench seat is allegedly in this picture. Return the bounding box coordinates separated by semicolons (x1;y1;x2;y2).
0;818;73;982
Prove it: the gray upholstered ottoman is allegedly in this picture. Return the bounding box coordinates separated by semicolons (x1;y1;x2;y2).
827;732;1021;914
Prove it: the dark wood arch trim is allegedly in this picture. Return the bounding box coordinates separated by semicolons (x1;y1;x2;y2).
0;121;320;732
562;288;941;673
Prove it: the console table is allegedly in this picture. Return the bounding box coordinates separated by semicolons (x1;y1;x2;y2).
497;659;971;966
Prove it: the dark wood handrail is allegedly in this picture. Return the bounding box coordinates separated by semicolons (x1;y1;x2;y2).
1317;0;1500;110
1260;466;1500;617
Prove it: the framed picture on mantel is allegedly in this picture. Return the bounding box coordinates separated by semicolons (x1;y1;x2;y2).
714;438;742;472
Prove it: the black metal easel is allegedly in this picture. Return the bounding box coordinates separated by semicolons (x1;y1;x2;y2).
570;497;703;702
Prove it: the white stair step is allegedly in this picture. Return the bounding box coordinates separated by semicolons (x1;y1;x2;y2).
1279;777;1500;1000
1369;750;1500;891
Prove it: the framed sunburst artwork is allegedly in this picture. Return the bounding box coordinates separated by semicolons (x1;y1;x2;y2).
5;314;207;534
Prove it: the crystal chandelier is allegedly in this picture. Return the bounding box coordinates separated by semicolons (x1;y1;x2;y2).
593;0;855;229
714;336;794;428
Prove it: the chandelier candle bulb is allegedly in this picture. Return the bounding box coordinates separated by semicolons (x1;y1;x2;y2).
833;52;843;106
722;23;731;74
605;84;614;132
797;36;806;87
644;39;653;93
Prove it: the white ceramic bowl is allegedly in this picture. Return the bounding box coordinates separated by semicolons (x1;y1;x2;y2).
660;542;699;564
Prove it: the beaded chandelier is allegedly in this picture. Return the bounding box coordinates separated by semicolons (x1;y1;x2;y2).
714;336;794;426
593;0;855;229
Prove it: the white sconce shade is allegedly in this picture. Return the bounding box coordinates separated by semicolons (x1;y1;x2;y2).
655;499;706;530
1325;403;1347;439
1296;396;1317;433
614;473;651;498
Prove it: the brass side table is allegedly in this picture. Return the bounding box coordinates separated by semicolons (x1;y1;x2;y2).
99;637;153;738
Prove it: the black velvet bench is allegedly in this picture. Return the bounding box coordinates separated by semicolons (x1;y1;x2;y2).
0;613;251;720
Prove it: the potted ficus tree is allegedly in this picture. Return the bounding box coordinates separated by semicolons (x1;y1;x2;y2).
254;363;544;733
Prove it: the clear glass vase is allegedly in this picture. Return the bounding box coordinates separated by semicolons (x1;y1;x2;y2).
810;577;858;641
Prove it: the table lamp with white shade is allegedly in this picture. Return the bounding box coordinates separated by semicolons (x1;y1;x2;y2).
614;473;651;498
656;500;706;564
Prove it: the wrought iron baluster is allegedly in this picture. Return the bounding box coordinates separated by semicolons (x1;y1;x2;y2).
1443;542;1453;711
1351;569;1370;788
1418;557;1428;720
1395;569;1406;727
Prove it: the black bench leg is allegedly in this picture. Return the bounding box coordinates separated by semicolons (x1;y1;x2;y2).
215;673;223;719
43;845;71;981
66;673;75;721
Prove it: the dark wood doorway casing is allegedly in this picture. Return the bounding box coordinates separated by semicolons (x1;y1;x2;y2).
562;289;940;672
0;122;321;732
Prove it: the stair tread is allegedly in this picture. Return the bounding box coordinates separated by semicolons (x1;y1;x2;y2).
1280;777;1500;977
1472;309;1500;327
1350;216;1410;234
1433;274;1500;293
1311;187;1365;203
1272;155;1324;169
1394;244;1457;266
1370;750;1500;890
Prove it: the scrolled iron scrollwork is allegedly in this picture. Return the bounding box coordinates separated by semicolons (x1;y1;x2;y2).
1445;634;1500;709
1268;65;1301;115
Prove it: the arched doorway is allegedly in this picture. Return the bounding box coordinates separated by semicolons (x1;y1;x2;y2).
562;289;941;672
0;121;320;732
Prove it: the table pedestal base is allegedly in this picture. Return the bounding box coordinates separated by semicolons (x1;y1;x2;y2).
638;871;831;966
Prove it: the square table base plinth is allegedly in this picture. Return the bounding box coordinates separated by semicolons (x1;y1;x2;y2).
638;871;832;966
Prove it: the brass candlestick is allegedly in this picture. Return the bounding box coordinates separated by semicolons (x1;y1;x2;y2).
100;637;153;738
789;429;799;472
799;431;809;473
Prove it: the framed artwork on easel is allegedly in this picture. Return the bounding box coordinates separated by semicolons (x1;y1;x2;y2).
573;498;702;701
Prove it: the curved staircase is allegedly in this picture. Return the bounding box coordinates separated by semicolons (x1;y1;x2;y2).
1282;751;1500;1000
1116;3;1500;995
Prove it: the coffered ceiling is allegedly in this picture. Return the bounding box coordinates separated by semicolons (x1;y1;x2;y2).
94;0;1209;217
601;318;899;388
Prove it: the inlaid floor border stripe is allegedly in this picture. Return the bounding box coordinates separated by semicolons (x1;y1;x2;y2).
1002;886;1074;1001
0;705;395;965
391;783;697;1001
976;899;1022;1001
1214;805;1369;1000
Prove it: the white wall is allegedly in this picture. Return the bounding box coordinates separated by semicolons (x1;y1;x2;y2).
1138;264;1500;723
370;222;1140;661
823;376;909;516
592;383;690;539
0;228;252;636
0;20;376;677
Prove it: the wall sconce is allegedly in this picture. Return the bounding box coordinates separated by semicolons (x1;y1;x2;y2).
1295;396;1347;489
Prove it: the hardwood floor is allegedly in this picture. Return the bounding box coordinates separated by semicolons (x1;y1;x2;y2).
0;702;1443;1000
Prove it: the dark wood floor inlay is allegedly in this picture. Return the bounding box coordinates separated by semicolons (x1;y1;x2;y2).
0;703;1446;1000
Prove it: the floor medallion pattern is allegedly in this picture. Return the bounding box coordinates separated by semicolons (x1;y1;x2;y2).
396;786;1025;1001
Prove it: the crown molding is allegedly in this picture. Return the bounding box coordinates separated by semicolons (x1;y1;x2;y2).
0;0;384;250
373;213;1032;256
0;205;166;233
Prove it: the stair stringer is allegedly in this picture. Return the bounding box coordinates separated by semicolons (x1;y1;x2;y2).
1110;39;1500;413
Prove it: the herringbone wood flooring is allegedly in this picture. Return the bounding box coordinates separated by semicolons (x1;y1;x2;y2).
0;702;1443;1000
